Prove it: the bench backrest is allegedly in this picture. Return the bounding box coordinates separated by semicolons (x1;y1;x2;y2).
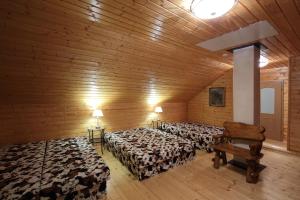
223;121;265;142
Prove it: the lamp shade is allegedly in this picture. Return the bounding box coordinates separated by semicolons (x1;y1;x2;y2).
92;109;103;117
259;55;269;68
154;106;163;113
191;0;237;20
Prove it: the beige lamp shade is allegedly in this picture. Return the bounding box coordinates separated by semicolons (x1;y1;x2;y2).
154;106;163;113
92;109;103;118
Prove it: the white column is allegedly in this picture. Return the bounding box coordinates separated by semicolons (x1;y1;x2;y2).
233;45;260;125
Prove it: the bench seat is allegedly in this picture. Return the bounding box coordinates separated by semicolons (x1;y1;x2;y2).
212;143;263;160
212;121;265;184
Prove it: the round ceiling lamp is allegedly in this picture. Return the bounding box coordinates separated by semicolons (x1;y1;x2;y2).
259;56;269;68
190;0;237;20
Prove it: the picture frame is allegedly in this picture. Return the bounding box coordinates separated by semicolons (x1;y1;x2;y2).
209;87;225;107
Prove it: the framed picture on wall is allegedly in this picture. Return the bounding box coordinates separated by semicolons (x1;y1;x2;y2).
209;87;225;107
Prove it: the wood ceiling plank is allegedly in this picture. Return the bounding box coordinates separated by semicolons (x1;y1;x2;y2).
0;11;230;71
2;0;231;65
239;0;300;55
232;2;259;24
266;37;293;58
0;0;298;106
256;0;300;51
275;0;300;39
0;34;226;77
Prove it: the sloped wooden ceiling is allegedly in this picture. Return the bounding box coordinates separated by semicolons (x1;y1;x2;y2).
0;0;299;105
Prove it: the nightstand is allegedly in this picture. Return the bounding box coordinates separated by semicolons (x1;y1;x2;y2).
151;120;163;130
87;127;105;154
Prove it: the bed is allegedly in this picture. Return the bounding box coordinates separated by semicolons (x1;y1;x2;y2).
0;141;46;200
0;137;110;200
104;128;196;180
40;137;110;200
161;122;224;152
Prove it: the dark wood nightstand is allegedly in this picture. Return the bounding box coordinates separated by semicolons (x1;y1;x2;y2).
151;120;163;130
87;127;105;154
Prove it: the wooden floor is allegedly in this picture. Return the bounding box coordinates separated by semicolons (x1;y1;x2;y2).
95;146;300;200
264;139;287;152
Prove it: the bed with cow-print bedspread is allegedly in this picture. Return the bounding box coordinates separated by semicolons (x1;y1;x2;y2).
0;141;46;200
104;128;196;180
40;137;110;200
161;122;224;152
0;137;110;200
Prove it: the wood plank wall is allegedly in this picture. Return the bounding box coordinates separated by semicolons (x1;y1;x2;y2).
0;0;298;147
0;102;186;145
188;67;289;141
288;56;300;152
188;70;233;127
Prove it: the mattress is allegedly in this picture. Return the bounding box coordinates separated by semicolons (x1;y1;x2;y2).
161;122;224;151
105;128;196;180
0;141;46;200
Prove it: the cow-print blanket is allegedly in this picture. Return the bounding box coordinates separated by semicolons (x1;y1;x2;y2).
161;122;224;152
0;137;110;200
104;128;196;180
40;137;110;200
0;141;46;200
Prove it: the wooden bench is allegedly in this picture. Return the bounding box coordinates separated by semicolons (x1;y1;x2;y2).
212;121;265;183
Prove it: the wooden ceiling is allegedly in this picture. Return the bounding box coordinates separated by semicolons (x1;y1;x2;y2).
0;0;299;105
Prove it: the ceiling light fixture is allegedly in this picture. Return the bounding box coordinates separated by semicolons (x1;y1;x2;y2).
190;0;237;20
259;56;269;68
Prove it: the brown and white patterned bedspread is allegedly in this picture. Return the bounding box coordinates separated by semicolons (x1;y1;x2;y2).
40;137;110;200
105;128;196;180
0;141;46;200
0;137;110;200
161;122;224;152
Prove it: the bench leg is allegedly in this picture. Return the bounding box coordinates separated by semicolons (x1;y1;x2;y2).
246;160;259;184
221;151;227;165
214;150;221;169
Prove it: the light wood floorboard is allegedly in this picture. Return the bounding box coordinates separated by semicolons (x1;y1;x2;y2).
95;146;300;200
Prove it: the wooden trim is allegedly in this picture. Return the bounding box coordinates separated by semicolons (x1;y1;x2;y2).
260;80;283;141
287;57;291;151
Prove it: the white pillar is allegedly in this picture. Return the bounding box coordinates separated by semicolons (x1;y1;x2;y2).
233;45;260;125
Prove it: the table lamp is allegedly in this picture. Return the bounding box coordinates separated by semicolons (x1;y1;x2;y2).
154;106;163;120
93;109;103;128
